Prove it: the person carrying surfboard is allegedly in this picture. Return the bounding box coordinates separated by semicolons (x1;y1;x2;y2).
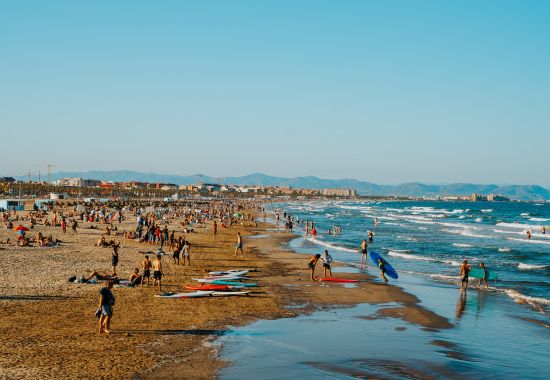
460;260;471;290
477;262;489;289
308;254;321;281
377;258;389;284
320;250;333;278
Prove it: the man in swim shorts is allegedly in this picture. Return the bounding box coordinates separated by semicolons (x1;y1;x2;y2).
141;255;151;287
308;254;321;281
360;239;368;265
152;254;163;292
234;232;244;257
460;259;471;290
320;250;333;278
377;258;388;284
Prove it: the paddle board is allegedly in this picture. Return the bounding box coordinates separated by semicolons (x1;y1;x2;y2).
370;251;398;279
469;267;498;281
319;278;360;283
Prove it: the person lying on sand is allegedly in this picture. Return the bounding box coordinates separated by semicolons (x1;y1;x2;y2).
87;271;118;281
96;236;109;247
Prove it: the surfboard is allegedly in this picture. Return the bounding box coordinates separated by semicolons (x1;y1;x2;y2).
319;277;360;283
212;280;259;287
195;276;246;283
155;291;214;298
370;251;398;279
184;285;230;291
469;267;497;280
211;291;251;296
208;270;251;276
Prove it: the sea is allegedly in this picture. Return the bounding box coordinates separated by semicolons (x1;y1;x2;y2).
217;200;550;379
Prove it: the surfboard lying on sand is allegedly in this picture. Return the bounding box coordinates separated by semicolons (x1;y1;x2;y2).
195;276;246;283
155;291;214;298
370;251;398;280
208;270;251;276
185;285;231;291
211;291;251;296
319;277;360;283
212;280;259;287
469;267;498;280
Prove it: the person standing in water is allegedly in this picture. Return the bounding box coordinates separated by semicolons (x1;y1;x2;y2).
527;230;532;240
360;239;368;265
377;258;388;284
477;262;489;289
460;259;471;291
368;231;374;243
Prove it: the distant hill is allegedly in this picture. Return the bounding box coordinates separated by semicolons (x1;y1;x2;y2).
15;170;550;201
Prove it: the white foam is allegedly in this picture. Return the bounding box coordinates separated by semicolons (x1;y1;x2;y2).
503;289;550;306
498;248;512;252
304;237;357;253
388;251;432;261
521;213;530;217
529;217;550;222
496;222;543;230
453;243;473;248
481;209;493;213
518;263;547;270
460;230;491;238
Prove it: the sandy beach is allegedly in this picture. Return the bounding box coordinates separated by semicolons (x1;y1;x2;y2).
0;204;452;380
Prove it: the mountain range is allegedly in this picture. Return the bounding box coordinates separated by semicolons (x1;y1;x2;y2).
15;170;550;201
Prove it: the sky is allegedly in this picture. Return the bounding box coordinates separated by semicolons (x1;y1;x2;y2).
1;0;549;186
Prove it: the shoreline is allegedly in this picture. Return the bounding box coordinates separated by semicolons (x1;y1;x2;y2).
0;211;453;380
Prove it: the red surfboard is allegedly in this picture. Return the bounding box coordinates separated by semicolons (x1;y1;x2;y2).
184;285;230;291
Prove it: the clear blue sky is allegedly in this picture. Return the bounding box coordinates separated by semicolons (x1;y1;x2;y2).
1;0;549;186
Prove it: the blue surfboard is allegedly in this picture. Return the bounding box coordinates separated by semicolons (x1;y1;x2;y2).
370;251;398;280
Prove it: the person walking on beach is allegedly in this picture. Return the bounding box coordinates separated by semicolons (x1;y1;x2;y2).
152;254;163;292
360;239;368;265
320;250;333;278
172;240;181;265
213;221;218;237
61;217;67;233
234;232;244;257
98;281;115;334
477;262;489;289
377;258;389;284
141;255;152;287
71;220;78;233
460;260;471;290
308;254;321;281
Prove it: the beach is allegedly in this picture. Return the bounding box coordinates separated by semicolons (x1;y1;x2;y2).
0;202;454;379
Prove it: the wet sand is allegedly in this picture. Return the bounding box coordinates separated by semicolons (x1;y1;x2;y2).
0;214;451;379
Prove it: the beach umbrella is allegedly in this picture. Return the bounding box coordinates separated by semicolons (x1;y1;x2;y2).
14;225;29;232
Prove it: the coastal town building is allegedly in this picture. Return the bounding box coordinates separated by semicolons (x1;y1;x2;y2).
487;194;510;202
53;178;101;187
322;188;357;197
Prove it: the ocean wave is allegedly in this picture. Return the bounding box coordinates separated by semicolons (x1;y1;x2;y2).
401;270;458;282
453;243;473;248
304;237;357;253
498;248;512;252
388;251;461;266
388;251;432;261
481;209;493;213
529;217;550;222
518;263;547;270
460;230;491;238
496;222;543;230
503;289;550;306
508;238;550;246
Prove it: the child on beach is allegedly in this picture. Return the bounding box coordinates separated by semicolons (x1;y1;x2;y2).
308;254;321;281
477;262;489;289
320;250;333;278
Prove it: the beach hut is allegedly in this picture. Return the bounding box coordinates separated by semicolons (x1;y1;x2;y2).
0;199;26;211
